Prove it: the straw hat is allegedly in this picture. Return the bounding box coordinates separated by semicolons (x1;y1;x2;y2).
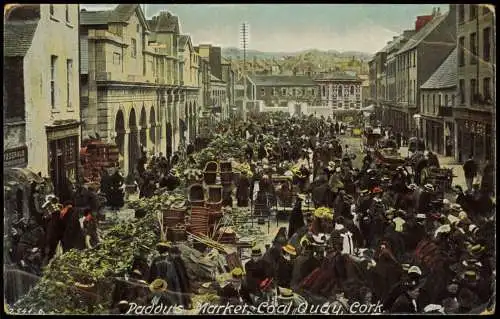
278;287;294;300
149;278;168;293
231;267;244;278
408;265;422;276
251;247;262;257
282;244;297;256
156;242;172;251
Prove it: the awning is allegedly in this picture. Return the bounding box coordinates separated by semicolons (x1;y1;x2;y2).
361;105;375;112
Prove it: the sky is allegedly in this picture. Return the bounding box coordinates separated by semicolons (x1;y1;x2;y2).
80;4;450;54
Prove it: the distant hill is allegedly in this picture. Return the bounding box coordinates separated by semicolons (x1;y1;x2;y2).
222;47;373;61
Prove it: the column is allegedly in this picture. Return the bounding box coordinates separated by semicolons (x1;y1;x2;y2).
123;129;130;177
328;84;333;107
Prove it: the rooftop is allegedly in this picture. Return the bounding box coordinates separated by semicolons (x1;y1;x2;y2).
80;10;111;25
250;75;316;86
148;11;179;33
313;72;361;82
420;48;457;89
4;21;39;57
397;12;448;54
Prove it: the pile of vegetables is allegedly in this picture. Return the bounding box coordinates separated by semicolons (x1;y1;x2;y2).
233;162;253;177
13;212;160;314
314;207;334;220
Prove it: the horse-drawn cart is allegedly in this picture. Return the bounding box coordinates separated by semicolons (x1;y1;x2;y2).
375;148;407;170
362;132;383;152
423;167;454;195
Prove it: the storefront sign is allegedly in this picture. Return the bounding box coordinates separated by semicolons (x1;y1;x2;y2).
4;146;28;167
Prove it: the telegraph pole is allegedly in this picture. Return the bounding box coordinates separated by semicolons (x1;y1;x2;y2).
240;22;249;122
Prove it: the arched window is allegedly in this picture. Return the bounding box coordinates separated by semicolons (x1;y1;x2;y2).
338;85;343;96
350;85;355;95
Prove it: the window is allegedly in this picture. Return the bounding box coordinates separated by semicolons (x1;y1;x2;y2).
470;78;477;104
458;79;465;104
292;88;296;96
426;94;430;112
432;94;436;107
350;86;354;95
281;88;286;96
444;94;448;106
458;5;465;23
483;27;491;61
483;77;491;100
137;24;140;33
261;88;265;96
113;52;121;65
413;51;416;67
65;4;69;22
50;4;55;16
322;86;326;97
131;38;137;58
458;37;465;66
470;33;477;64
438;94;441;107
66;59;72;108
469;4;477;20
338;85;343;97
451;94;455;106
51;55;57;108
272;88;276;96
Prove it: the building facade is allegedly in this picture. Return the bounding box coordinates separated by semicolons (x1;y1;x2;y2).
210;75;228;120
250;75;318;110
454;4;495;164
394;6;457;137
4;4;81;200
420;48;457;156
315;72;363;109
80;5;200;175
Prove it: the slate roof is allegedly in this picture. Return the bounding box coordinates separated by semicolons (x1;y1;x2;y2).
397;13;448;54
250;75;316;86
148;12;179;33
314;72;361;82
80;10;111;25
4;22;39;57
210;74;225;83
178;35;189;49
420;48;457;89
108;4;139;23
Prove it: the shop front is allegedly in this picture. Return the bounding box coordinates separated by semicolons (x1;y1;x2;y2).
46;121;80;202
455;117;492;165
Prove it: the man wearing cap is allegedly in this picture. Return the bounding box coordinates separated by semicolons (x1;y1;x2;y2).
147;278;176;307
236;170;251;207
148;242;177;291
287;195;306;239
244;247;271;299
276;244;296;288
216;267;252;308
60;201;86;253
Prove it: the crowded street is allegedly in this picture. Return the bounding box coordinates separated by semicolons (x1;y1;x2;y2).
5;112;496;315
4;3;495;316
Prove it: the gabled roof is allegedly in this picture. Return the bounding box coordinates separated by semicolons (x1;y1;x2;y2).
148;11;179;33
178;34;192;51
421;48;457;89
81;5;149;30
397;13;448;54
250;75;316;86
80;10;111;25
4;21;39;57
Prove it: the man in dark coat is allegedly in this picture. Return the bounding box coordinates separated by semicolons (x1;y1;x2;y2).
480;160;493;196
244;247;273;298
148;242;179;292
463;155;477;191
245;144;254;162
290;244;320;290
258;144;267;160
414;155;428;185
170;246;192;308
390;285;420;313
236;171;251;207
60;201;85;252
288;196;305;239
276;245;296;288
427;151;440;168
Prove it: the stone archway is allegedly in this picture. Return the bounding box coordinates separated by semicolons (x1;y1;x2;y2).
139;106;147;150
149;107;156;151
115;109;126;170
128;108;139;175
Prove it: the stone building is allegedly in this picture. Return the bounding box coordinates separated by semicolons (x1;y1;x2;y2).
315;72;363;109
4;4;81;200
420;48;457;156
393;6;457;136
80;5;200;175
221;58;236;116
249;75;318;110
210;75;228;120
454;4;494;164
